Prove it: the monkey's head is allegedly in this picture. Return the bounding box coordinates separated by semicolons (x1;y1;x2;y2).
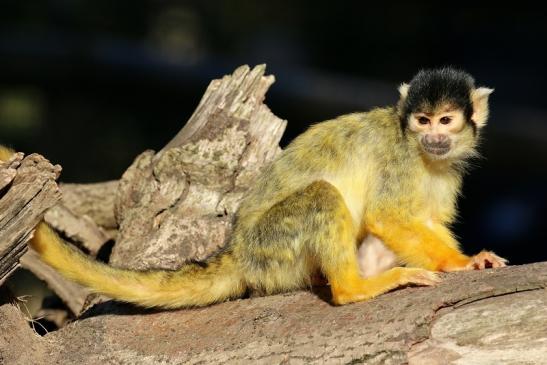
398;68;493;162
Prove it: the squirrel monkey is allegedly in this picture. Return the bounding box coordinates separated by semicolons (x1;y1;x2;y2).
3;68;507;309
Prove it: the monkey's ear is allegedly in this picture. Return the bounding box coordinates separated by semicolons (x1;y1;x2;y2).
398;83;410;102
471;87;494;128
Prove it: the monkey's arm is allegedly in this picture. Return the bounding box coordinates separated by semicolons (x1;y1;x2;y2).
367;219;506;272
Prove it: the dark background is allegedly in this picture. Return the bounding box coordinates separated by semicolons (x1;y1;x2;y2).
1;1;546;265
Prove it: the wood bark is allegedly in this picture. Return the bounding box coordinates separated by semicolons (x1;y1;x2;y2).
111;64;286;270
0;154;107;314
19;250;90;315
42;204;110;257
59;181;118;230
0;153;61;285
2;262;545;364
18;189;112;315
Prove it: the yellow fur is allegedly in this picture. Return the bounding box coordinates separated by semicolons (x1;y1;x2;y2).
7;69;506;308
0;146;14;162
31;222;246;308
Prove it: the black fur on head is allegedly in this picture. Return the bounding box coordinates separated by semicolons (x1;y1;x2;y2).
400;67;475;130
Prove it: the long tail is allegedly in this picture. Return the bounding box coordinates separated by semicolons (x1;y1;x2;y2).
0;145;15;161
29;222;247;309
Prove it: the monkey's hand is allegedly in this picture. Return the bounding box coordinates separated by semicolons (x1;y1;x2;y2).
465;250;508;270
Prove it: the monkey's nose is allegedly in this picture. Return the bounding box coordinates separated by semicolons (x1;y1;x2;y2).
425;134;449;146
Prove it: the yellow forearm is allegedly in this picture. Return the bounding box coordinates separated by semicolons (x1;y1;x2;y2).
367;219;470;271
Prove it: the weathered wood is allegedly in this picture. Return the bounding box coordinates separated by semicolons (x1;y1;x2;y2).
0;304;50;364
4;178;114;315
112;64;287;270
20;250;90;315
43;204;110;257
21;183;114;314
0;152;22;191
60;181;118;230
0;153;61;285
9;263;543;365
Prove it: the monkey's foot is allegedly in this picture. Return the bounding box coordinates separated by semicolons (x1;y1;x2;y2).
466;251;508;270
397;267;441;286
331;267;441;305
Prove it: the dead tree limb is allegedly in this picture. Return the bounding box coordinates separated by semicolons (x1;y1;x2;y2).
21;183;116;314
0;153;61;285
42;204;110;257
20;250;89;315
14;262;545;365
112;64;286;270
59;181;118;230
0;153;107;314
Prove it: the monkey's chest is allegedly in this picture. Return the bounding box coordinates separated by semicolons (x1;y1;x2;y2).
416;175;456;222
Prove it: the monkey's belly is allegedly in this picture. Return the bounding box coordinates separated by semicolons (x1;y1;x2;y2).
358;234;398;278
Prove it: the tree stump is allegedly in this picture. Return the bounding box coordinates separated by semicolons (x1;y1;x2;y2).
111;64;286;270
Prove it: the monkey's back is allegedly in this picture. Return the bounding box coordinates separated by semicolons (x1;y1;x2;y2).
234;107;405;235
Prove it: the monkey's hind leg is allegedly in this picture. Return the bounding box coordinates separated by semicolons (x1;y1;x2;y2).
302;181;440;305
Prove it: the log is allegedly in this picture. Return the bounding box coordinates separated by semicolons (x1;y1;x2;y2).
0;304;49;364
42;204;110;257
20;250;90;315
111;64;286;270
0;153;61;285
20;183;115;315
0;151;108;315
3;262;543;364
59;181;118;230
9;64;285;314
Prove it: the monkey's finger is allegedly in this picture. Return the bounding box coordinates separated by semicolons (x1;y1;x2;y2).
466;251;508;270
468;259;486;270
487;252;508;268
491;259;506;268
464;260;478;270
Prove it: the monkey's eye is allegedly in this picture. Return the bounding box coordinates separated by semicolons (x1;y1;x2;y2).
440;116;452;124
418;116;430;125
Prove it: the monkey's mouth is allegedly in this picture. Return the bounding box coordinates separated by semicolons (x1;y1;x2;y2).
423;144;450;156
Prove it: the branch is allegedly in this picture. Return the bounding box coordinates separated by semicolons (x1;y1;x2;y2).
0;153;61;285
21;183;115;314
42;204;110;257
10;262;545;364
59;181;118;230
0;304;49;364
0;153;103;314
20;250;89;315
112;64;286;270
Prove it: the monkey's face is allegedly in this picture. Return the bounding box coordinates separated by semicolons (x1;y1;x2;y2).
398;69;493;163
408;104;476;161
